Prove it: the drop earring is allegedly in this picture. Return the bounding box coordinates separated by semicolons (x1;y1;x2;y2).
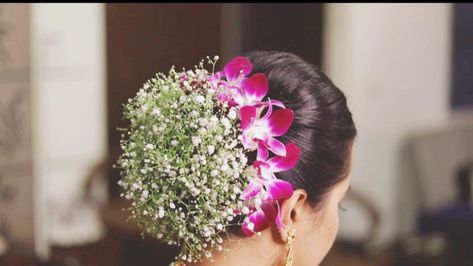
285;227;296;266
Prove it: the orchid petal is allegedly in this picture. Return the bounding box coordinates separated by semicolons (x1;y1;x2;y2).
239;105;257;131
260;98;273;121
255;99;286;109
265;179;294;201
266;137;286;157
260;201;277;222
268;143;301;172
267;109;294;136
259;199;286;229
257;140;269;161
224;57;253;81
241;209;270;237
240;180;263;200
274;201;284;229
242;73;269;103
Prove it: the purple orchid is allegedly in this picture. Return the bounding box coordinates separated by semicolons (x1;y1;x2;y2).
212;57;286;108
239;101;294;157
210;56;301;238
240;143;300;237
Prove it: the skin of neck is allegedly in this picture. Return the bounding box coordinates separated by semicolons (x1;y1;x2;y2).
186;225;287;266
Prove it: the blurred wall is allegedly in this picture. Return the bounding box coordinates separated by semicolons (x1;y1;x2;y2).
0;3;34;253
323;3;452;247
31;3;106;259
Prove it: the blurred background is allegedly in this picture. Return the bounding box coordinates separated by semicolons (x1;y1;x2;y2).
0;3;472;266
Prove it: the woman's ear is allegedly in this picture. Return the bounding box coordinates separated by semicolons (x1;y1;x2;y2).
278;189;308;242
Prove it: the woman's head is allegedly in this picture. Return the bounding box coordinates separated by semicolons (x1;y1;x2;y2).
234;51;357;265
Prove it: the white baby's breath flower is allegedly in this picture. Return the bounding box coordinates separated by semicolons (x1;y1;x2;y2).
191;136;201;146
195;95;205;103
145;143;154;150
220;164;229;171
221;117;231;129
151;108;161;116
227;109;237;120
158;207;165;218
199;118;209;127
207;145;215;155
210;169;219;177
210;115;218;123
117;56;249;262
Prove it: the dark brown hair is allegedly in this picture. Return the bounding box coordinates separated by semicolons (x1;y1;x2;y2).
242;51;357;209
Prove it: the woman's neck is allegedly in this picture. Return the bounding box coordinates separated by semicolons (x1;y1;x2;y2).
184;229;286;266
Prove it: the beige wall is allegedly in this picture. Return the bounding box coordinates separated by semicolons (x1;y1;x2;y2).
0;3;34;252
30;3;107;259
323;3;453;247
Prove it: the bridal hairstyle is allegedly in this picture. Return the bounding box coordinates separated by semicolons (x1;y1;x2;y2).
240;50;357;214
117;50;357;263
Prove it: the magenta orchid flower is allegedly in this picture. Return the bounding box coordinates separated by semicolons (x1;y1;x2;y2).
240;143;301;237
212;57;286;108
210;55;301;238
239;101;294;157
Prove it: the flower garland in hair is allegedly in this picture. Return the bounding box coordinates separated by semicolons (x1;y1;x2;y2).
116;56;300;264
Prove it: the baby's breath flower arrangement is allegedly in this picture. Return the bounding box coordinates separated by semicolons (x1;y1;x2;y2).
116;56;300;264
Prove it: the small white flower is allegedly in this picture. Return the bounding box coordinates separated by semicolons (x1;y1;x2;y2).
195;95;205;103
221;117;231;129
220;164;229;171
199;118;209;127
242;206;250;214
170;202;176;209
228;139;237;149
145;143;154;150
190;110;199;117
171;140;179;146
142;190;149;198
191;136;201;146
210;169;219;177
210;116;218;123
227;109;237;120
158;207;165;218
207;145;215;155
151;108;161;116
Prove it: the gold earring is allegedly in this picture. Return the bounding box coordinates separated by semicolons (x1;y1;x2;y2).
285;227;296;266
